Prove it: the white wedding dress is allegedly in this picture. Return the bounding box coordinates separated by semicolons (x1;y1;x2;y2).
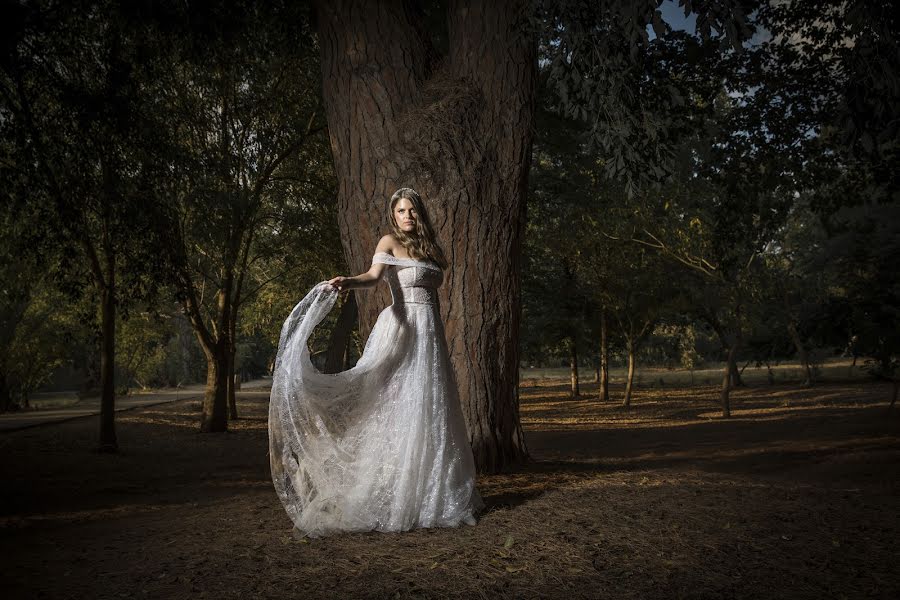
268;251;484;537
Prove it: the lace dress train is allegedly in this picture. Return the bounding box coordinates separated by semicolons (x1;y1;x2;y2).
268;252;484;537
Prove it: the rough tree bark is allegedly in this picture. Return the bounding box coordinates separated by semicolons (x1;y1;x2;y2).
314;0;535;472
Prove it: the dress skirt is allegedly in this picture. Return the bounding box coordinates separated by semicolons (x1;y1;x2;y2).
268;280;484;537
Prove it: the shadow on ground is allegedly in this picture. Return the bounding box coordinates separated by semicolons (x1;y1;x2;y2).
1;382;898;599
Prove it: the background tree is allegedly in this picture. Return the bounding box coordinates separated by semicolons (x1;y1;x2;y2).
142;0;332;431
0;202;75;410
1;1;165;450
760;196;833;387
753;0;899;402
524;102;603;400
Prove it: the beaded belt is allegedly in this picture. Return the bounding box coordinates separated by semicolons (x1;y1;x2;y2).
395;287;438;305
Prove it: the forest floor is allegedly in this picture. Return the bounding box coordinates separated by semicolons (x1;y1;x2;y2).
1;380;898;599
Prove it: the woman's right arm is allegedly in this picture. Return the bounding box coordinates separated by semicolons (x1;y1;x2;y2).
327;234;395;291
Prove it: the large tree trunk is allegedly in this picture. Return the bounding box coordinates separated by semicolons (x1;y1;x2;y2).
314;0;535;473
97;268;118;452
623;341;636;407
599;307;609;402
569;337;580;398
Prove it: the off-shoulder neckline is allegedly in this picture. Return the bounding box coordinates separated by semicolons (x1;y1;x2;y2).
372;251;442;270
373;251;418;260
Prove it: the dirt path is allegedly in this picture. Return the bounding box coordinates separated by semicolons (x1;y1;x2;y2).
1;381;898;599
0;379;271;432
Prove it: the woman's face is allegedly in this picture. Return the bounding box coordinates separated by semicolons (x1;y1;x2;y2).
393;198;418;233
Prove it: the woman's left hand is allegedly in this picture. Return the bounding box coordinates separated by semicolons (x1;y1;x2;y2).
327;276;349;291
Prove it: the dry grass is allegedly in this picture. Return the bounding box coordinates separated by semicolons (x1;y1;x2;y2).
1;380;898;599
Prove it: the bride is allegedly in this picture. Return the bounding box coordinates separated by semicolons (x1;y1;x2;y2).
268;187;484;537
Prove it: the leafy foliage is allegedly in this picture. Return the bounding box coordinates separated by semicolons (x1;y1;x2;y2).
533;0;755;194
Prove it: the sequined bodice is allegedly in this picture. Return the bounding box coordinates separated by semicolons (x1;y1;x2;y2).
269;250;482;538
372;252;443;306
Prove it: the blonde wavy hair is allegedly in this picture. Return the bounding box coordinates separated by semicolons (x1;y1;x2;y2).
389;188;448;269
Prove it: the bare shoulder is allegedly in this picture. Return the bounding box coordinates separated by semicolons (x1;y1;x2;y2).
375;233;399;254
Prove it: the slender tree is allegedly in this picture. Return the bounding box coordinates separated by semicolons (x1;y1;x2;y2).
142;2;329;431
1;2;163;449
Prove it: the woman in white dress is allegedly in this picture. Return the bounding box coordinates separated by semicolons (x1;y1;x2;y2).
268;187;484;538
